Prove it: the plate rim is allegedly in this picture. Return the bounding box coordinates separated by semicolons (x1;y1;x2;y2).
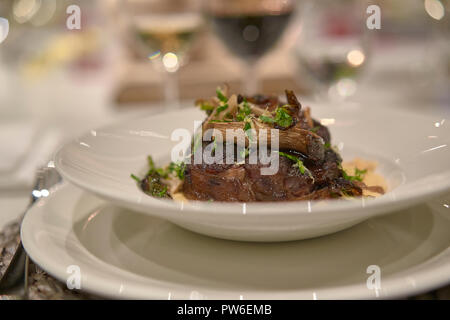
21;182;450;300
54;106;450;219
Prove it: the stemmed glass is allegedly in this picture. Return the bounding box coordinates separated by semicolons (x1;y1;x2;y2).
293;0;371;101
204;0;295;94
122;0;203;109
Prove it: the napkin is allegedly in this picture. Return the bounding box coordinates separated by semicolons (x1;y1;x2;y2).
0;121;62;189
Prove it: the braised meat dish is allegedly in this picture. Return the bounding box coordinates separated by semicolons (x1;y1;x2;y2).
132;87;385;202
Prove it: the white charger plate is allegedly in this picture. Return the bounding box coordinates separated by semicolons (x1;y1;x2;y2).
54;104;450;241
21;182;450;299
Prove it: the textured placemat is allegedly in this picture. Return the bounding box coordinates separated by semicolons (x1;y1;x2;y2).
1;218;449;300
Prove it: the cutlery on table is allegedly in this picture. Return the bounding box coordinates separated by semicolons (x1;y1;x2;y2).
0;164;61;298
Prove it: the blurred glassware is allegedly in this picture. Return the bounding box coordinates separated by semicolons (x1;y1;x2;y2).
355;0;448;110
204;0;295;94
0;0;106;117
121;0;203;109
293;0;370;101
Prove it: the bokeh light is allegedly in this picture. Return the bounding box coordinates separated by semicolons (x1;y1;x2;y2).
162;52;179;72
347;49;365;67
13;0;41;24
424;0;445;20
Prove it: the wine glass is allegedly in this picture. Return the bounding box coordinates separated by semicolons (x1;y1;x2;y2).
204;0;296;94
293;0;371;101
122;0;203;109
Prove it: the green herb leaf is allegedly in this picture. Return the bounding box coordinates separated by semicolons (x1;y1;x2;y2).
274;107;293;128
156;168;168;178
354;168;367;181
147;155;156;171
154;185;168;198
168;161;186;180
342;167;367;182
216;104;228;114
208;119;232;123
310;126;321;133
216;88;228;103
278;151;298;162
259;115;276;124
278;151;313;180
236;99;251;121
243;120;254;142
200;102;214;112
258;107;293;128
130;174;141;183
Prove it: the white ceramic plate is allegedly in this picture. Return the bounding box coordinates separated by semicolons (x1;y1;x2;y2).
21;182;450;299
54;104;450;241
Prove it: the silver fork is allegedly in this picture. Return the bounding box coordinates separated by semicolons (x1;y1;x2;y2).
0;163;62;298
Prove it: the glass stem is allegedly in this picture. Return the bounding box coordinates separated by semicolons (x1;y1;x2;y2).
242;60;259;95
163;70;179;109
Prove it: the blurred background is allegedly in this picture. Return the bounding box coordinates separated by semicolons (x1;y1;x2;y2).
0;0;449;193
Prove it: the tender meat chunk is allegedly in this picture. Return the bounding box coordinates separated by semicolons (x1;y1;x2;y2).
312;119;331;144
182;144;353;202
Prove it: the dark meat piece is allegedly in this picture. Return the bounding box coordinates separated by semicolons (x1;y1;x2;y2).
178;89;369;202
312;119;331;144
141;172;170;198
182;144;357;202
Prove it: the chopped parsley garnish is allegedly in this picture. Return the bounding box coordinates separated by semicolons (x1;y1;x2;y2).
130;174;140;183
131;156;187;198
216;104;228;114
259;115;276;124
278;151;314;181
216;88;228;103
209;119;232;123
147;155;156;170
146;156;168;178
258;106;293;128
168;161;186;180
236;98;251;121
274;106;293;128
310;126;321;133
199;102;214;112
324;142;331;149
342;167;367;182
243;117;255;142
155;185;168;197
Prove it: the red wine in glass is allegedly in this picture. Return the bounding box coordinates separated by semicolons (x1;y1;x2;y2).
206;0;295;93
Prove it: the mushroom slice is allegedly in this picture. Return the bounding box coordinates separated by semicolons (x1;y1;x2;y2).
285;89;302;115
203;121;325;161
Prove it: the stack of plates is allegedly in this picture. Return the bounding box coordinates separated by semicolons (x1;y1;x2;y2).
21;103;450;299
